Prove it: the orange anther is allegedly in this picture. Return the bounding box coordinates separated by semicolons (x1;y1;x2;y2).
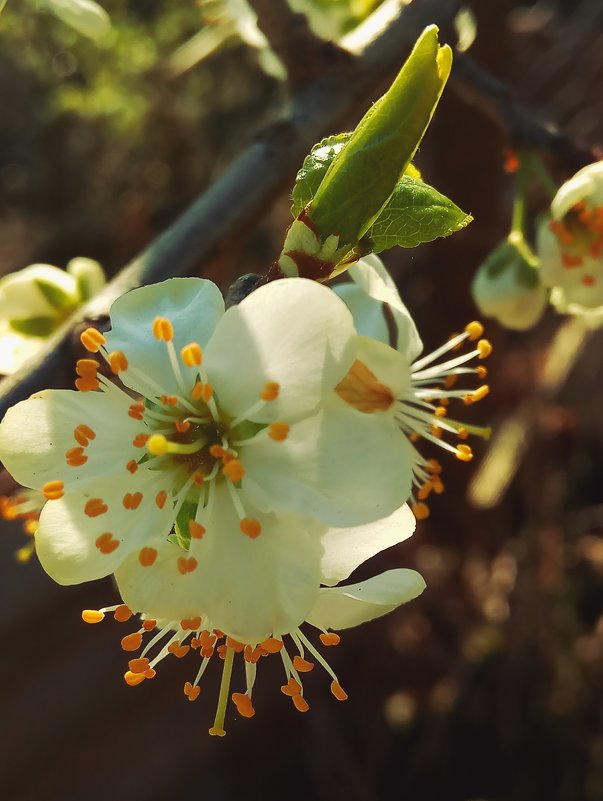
121;632;143;652
418;482;433;501
189;520;206;540
456;444;474;462
75;377;100;392
199;383;213;402
292;694;310;713
85;498;108;517
444;374;458;389
114;604;133;622
75;358;100;378
126;459;139;474
319;632;341;647
268;422;290;442
232;692;255;718
409;432;421;443
330;681;348;701
133;433;150;448
293;656;314;673
82;609;105;624
138;547;157;567
412;502;430;520
155;490;167;510
244;645;262;664
124;670;147;687
43;480;64;501
80;327;106;352
181;617;202;631
222;460;244;483
142;619;157;631
123;491;143;510
240;518;261;539
582;274;596;287
476;365;488;379
184;681;201;701
66;447;87;467
280;678;302;697
108;351;128;374
503;149;519;174
74;424;96;446
209;444;225;459
260;637;283;653
152;317;174;341
177;557;198;575
434;406;447;418
192;382;204;401
128;403;145;421
562;253;583;268
465;321;484;341
261;382;280;401
457;427;469;440
175;420;190;433
225;637;245;653
181;343;203;368
128;657;150;674
168;642;190;659
95;532;119;554
477;339;492;359
193;473;205;486
464;385;490;405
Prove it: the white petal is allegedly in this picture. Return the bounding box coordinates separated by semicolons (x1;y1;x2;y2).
552;162;603;219
347;334;411;400
66;257;106;300
337;255;423;361
0;264;77;319
0;388;142;492
0;323;44;375
320;504;416;587
306;568;426;630
44;0;111;39
242;398;412;526
116;483;325;643
104;278;224;399
204;277;355;424
35;468;174;585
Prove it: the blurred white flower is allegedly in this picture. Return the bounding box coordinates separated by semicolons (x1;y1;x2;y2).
41;0;111;39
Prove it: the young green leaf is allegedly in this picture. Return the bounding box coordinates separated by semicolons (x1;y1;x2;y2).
308;25;452;250
364;176;472;251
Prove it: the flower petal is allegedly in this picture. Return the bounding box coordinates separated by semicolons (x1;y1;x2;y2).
0;389;142;492
116;483;325;643
306;568;426;630
203;277;355;423
319;504;416;587
104;278;224;399
0;322;45;375
335;255;423;362
242;398;412;526
35;468;174;585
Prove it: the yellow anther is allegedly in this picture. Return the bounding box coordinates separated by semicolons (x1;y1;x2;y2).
411;502;430;520
181;342;203;367
43;480;64;501
223;460;245;483
457;427;469;440
464;385;490;405
147;434;169;456
82;609;105;624
80;327;106;352
268;422;290;441
124;670;147;687
477;339;492;359
476;365;488;378
108;350;128;374
330;681;348;701
261;382;280;402
465;321;484;341
75;358;100;377
152;317;174;341
444;375;458;389
434;406;447;418
456;444;474;462
240;518;262;538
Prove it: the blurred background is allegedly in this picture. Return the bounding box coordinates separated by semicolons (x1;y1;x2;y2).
1;1;603;799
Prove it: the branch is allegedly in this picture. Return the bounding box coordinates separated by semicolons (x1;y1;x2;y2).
0;0;459;422
450;52;597;172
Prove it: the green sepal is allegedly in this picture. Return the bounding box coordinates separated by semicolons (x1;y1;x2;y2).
173;498;198;550
34;277;76;311
307;25;452;249
364;176;472;251
9;316;57;337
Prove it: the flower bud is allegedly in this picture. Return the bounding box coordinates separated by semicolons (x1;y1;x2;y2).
471;239;546;331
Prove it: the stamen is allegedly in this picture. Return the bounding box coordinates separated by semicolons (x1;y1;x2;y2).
82;609;105;624
80;327;106;353
456;444;473;462
261;382;280;401
465;321;484;341
232;692;255;718
477;340;492;359
463;385;490;405
240;518;262;538
152;317;174;342
181;343;203;367
108;351;128;374
43;480;64;501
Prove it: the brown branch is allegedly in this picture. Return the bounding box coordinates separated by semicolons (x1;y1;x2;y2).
247;0;351;86
450;52;597;172
0;0;459;423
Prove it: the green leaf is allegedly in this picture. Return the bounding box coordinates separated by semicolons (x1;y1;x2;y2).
291;134;351;219
9;316;57;337
308;25;452;249
364;176;472;251
174;499;197;550
34;277;76;311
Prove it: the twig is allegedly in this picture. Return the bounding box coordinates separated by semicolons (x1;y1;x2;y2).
450;53;597;172
0;0;459;423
